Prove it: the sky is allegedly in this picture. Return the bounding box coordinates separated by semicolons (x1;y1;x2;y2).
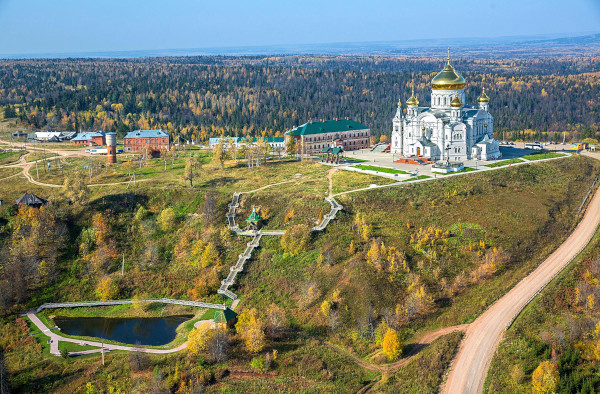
0;0;599;56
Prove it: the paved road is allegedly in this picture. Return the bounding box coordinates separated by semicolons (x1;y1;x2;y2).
443;151;600;393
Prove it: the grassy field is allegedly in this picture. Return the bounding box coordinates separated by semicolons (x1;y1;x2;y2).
24;151;59;162
485;158;525;168
0;150;26;165
0;166;21;179
403;175;431;182
332;170;397;195
522;152;567;160
354;164;409;174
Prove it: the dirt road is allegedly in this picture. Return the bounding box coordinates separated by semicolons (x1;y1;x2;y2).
443;152;600;393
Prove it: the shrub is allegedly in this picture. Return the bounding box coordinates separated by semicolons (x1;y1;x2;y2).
157;207;177;232
250;356;266;372
280;224;310;256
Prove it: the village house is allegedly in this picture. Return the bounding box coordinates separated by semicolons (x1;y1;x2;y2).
124;129;171;152
71;131;106;146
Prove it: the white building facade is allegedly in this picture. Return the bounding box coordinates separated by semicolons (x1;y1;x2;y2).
391;55;501;161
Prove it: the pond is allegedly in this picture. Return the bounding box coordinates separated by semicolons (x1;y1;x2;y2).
53;315;193;346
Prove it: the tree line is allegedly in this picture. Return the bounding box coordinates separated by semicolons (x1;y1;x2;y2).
0;55;598;141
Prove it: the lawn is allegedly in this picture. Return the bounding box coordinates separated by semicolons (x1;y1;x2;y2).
0;150;26;165
332;169;397;194
522;152;567;161
25;151;58;162
354;164;409;174
403;175;431;182
485;158;525;168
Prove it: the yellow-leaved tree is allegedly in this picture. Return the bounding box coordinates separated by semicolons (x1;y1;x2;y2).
236;308;266;353
382;328;403;361
200;242;220;268
187;322;215;356
95;277;118;300
531;361;559;393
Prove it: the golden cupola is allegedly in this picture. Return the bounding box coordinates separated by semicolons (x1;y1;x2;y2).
450;95;463;108
431;49;466;90
478;88;490;103
397;98;402;106
406;87;419;106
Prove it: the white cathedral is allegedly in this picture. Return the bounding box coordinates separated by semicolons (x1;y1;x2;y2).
391;53;501;161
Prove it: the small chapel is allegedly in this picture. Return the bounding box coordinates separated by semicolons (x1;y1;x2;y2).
391;50;501;161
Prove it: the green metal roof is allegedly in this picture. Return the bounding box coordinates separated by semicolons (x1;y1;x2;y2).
285;119;369;136
214;307;237;323
246;208;262;222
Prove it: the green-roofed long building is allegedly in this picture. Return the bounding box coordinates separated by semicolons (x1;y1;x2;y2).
284;119;370;155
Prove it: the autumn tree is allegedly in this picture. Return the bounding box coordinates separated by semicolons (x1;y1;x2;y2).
212;140;226;169
285;137;296;156
200;242;220;268
157;207;177;232
63;170;89;204
382;328;403;361
182;155;203;188
187;269;220;299
236;308;266;353
532;361;559;393
96;276;118;300
280;224;310;256
188;322;215;356
266;303;287;337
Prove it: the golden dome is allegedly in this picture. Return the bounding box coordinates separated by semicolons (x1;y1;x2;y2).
406;86;419;106
406;95;419;106
431;50;465;90
450;95;463;108
397;98;402;106
478;88;490;103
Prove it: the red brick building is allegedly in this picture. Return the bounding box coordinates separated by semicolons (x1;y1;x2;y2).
124;130;171;152
71;131;106;146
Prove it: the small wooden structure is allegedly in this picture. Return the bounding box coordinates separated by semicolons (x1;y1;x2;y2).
15;192;47;208
320;146;344;164
245;207;262;230
214;307;238;328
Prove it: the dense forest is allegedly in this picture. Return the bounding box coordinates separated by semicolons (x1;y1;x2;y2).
1;55;599;141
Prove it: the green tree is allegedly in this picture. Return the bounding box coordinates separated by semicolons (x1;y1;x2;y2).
285;137;296;156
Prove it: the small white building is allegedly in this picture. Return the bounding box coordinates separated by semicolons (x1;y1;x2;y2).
208;136;285;150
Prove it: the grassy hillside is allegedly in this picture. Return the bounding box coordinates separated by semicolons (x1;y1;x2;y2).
0;154;598;393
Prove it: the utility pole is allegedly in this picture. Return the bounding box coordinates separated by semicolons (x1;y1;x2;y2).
35;160;39;180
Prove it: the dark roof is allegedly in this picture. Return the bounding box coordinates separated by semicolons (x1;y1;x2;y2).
16;193;47;206
214;307;237;323
285;119;369;136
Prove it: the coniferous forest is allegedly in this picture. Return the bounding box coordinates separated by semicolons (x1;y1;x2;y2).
1;55;599;141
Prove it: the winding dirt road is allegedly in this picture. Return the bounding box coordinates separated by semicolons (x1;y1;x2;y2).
443;152;600;394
